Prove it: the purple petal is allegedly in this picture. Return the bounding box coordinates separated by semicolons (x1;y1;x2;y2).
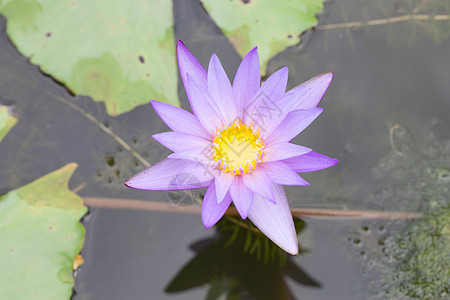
177;40;208;91
243;89;301;139
182;162;219;183
186;74;224;133
233;47;260;113
287;72;333;111
124;158;211;191
248;184;298;255
282;151;338;172
259;91;306;138
153;132;210;153
215;172;234;204
261;161;309;186
266;108;323;145
207;54;238;124
242;168;274;202
151;100;211;140
228;176;254;219
202;181;232;228
255;67;288;102
166;156;220;182
263;143;311;162
243;67;289;125
168;146;213;166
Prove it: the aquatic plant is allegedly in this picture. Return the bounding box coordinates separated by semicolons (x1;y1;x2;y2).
125;41;337;254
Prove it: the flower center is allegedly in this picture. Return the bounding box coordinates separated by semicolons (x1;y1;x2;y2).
211;119;265;175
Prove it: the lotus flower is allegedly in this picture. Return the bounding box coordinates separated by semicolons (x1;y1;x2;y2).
125;41;337;254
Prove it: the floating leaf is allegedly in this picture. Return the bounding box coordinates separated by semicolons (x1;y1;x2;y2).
0;163;87;299
0;105;17;141
0;0;178;115
200;0;325;74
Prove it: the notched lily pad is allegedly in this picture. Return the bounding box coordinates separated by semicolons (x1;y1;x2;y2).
0;0;178;115
200;0;325;74
0;163;88;299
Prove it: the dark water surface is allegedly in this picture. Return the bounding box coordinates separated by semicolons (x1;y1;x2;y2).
0;0;449;299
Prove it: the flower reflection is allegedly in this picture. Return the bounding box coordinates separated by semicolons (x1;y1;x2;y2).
165;217;321;300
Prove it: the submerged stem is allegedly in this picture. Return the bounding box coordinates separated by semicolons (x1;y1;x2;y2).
47;92;151;168
83;197;423;220
315;14;449;31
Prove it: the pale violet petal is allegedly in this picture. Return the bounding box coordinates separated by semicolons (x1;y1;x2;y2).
182;162;219;183
248;184;298;255
282;151;338;172
215;172;235;204
263;143;311;162
261;161;309;186
202;181;232;228
124;158;211;191
233;47;260;113
186;74;223;133
243;67;289;126
208;54;238;124
168;146;214;166
259;91;304;138
242;168;274;202
266;108;323;145
244;89;300;138
177;40;208;91
287;72;333;111
168;152;220;180
151;100;211;140
228;176;254;219
153;132;210;153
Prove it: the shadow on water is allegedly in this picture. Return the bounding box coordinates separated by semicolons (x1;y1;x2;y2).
165;217;320;300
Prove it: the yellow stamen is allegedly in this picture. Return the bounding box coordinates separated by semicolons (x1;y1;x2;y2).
211;119;265;175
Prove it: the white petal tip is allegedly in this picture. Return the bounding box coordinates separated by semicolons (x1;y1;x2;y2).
285;244;299;255
321;72;334;84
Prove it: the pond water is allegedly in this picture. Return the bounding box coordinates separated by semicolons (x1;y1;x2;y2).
0;0;449;299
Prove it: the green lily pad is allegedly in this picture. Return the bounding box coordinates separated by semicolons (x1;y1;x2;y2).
0;163;87;299
0;105;17;141
200;0;325;74
0;0;178;116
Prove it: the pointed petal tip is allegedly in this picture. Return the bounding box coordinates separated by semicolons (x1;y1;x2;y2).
123;175;144;190
286;243;299;255
247;46;258;55
248;184;299;255
176;40;188;54
202;217;215;229
123;179;133;188
322;71;334;83
150;99;164;110
201;183;232;228
210;53;219;62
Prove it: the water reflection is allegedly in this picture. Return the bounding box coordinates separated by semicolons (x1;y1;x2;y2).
166;217;320;300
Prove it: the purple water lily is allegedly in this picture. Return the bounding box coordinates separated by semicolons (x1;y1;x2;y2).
125;41;337;254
